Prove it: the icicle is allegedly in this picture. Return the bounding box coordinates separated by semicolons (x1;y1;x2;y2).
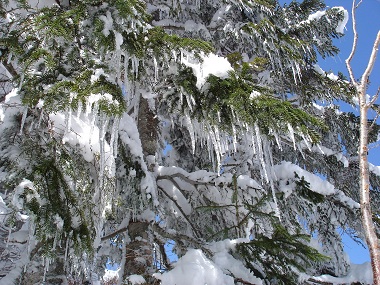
52;231;58;251
254;123;269;183
153;56;158;82
287;123;296;150
205;131;215;171
263;138;281;220
185;92;193;112
297;143;306;159
269;179;281;221
99;114;109;188
64;105;72;134
179;89;183;106
89;101;99;145
185;114;195;154
209;125;222;173
124;52;130;90
108;117;119;176
109;117;119;157
300;131;312;151
37;108;44;128
77;100;82;118
273;130;282;151
291;64;298;84
19;107;28;135
133;56;139;79
231;125;237;152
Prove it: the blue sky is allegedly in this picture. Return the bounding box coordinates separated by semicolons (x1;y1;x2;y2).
279;0;380;264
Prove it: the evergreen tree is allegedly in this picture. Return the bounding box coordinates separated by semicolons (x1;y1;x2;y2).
0;0;378;284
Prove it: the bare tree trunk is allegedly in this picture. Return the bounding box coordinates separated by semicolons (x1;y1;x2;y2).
346;1;380;283
358;89;380;284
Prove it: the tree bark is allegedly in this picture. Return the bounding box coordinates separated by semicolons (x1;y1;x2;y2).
346;2;380;282
121;95;158;283
359;87;380;285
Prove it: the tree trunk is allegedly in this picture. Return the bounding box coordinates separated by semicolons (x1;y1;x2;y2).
122;95;158;284
359;89;380;285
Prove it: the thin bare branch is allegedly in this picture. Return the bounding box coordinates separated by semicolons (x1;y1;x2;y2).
368;86;380;108
369;87;380;132
345;0;359;86
363;31;380;108
355;0;363;9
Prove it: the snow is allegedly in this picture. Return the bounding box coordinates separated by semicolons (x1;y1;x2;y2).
300;7;348;34
103;269;119;283
313;262;372;284
114;31;123;50
127;275;146;285
153;249;235;285
308;10;326;22
274;161;359;209
209;239;263;285
12;179;38;210
181;53;233;88
334;7;349;34
99;11;113;37
313;64;325;75
327;72;339;81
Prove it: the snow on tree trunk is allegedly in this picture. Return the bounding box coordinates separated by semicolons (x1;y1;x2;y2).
121;95;158;283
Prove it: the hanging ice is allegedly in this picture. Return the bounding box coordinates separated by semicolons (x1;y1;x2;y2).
254;123;269;183
287;123;296;150
19;107;28;135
